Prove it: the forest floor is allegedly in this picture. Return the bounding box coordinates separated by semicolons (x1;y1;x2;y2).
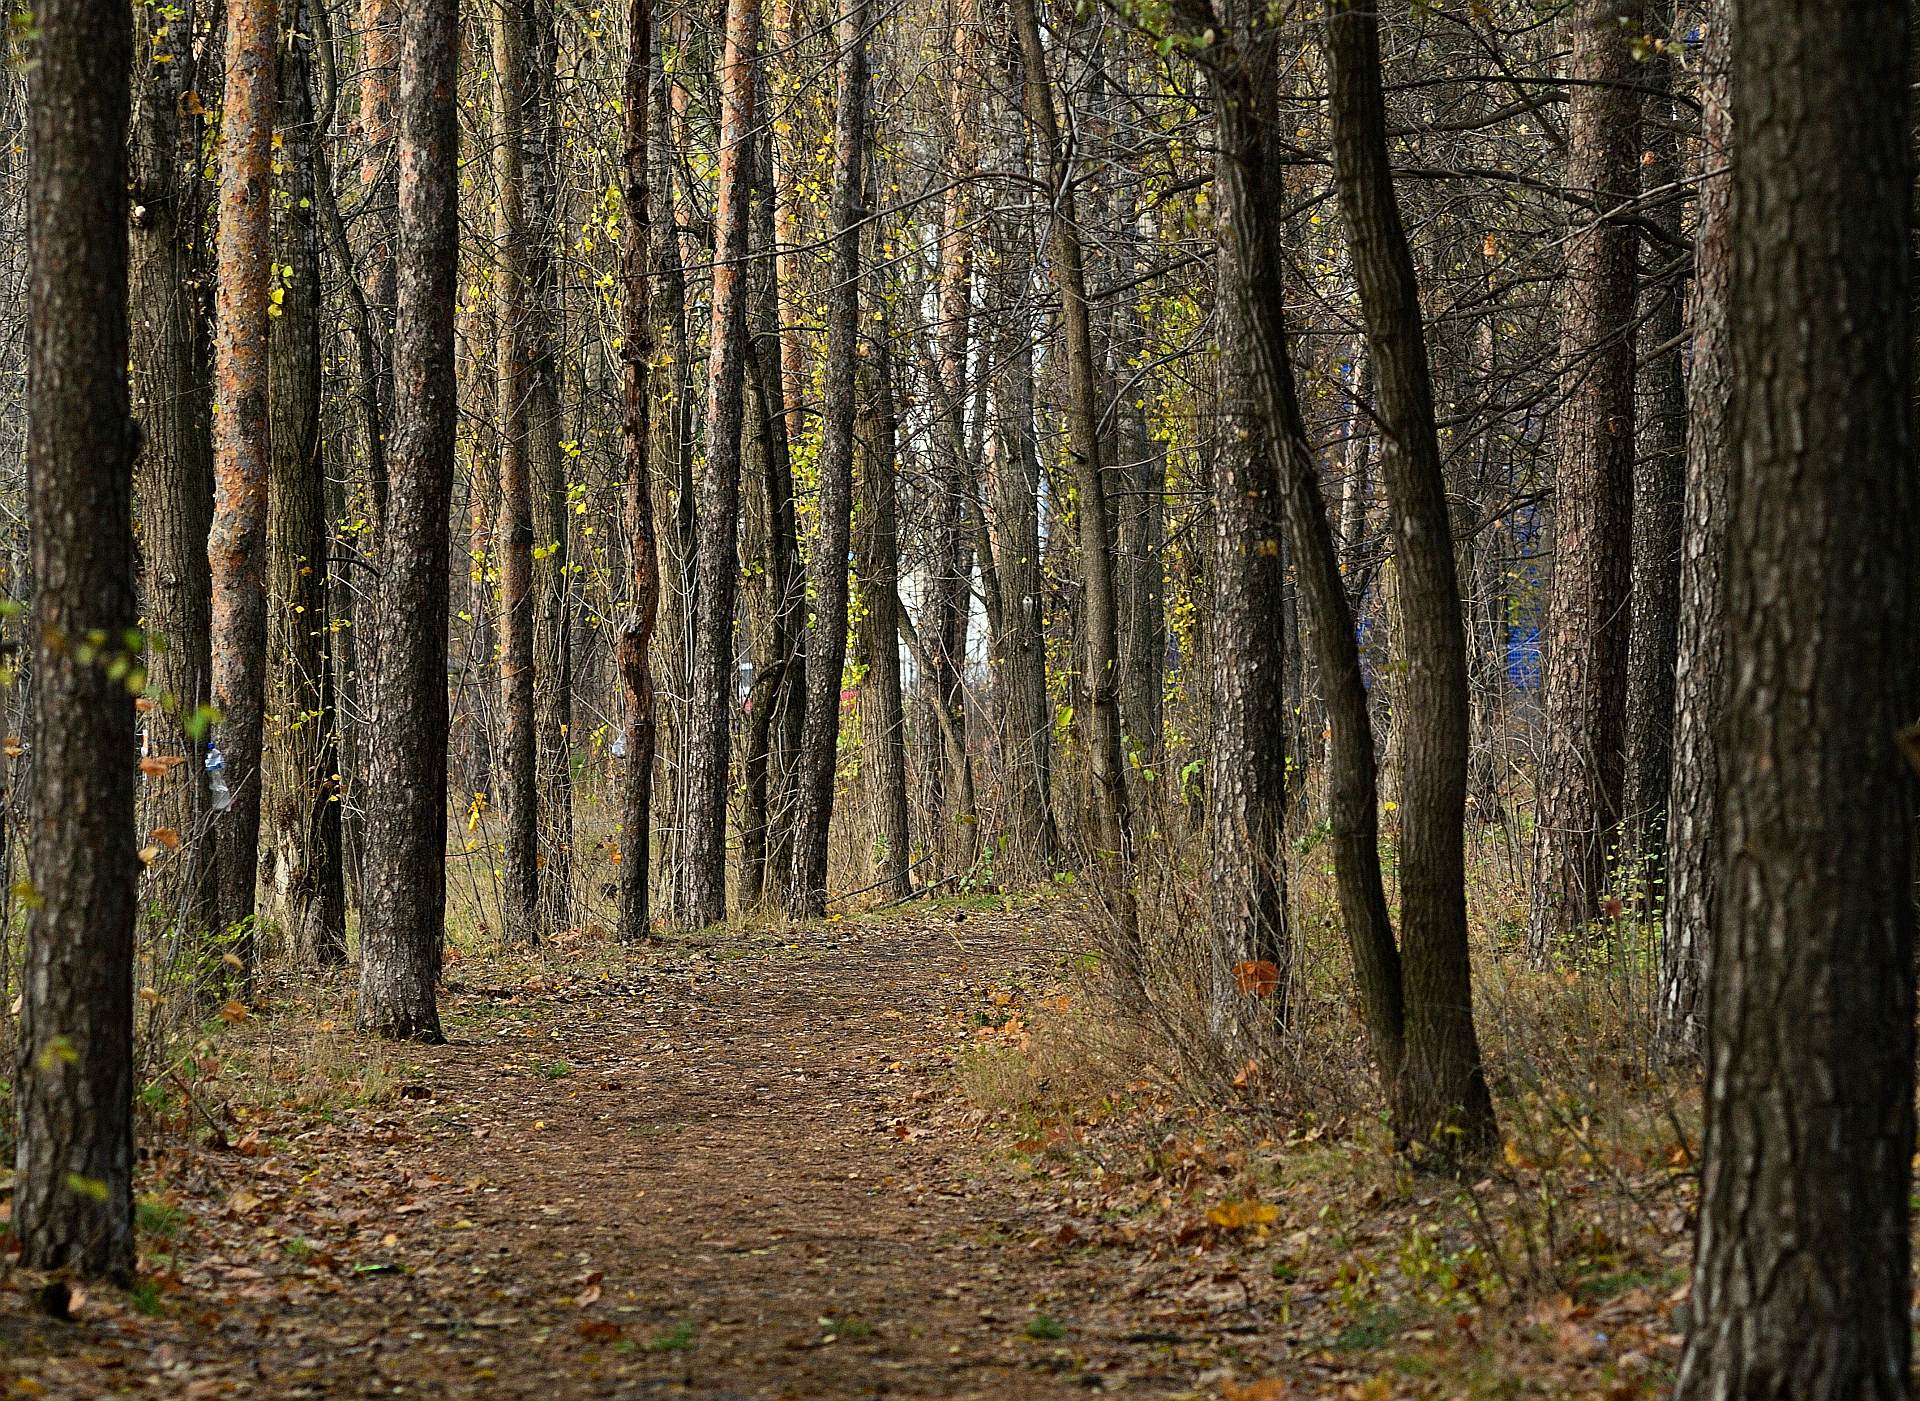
0;894;1692;1398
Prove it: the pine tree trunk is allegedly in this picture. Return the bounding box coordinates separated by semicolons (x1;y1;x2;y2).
1526;0;1640;956
209;0;278;974
1657;0;1728;1055
14;0;137;1277
615;0;658;944
1675;2;1917;1391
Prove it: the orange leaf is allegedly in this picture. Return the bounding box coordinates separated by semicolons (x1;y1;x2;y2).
139;754;185;776
149;826;181;851
1233;960;1281;998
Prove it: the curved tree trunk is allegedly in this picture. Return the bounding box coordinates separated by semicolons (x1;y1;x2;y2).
1325;0;1497;1161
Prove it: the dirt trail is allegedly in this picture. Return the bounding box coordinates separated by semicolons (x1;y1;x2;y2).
3;911;1244;1399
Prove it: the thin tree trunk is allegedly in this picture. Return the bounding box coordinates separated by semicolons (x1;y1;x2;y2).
1657;0;1728;1055
615;0;657;944
1621;0;1685;893
13;0;137;1277
854;345;910;902
1325;0;1497;1160
130;0;218;949
787;0;869;917
356;0;456;1040
263;0;345;963
209;0;277;973
1010;0;1139;976
679;0;760;928
493;0;539;945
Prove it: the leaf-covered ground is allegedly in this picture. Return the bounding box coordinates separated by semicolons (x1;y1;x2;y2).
0;902;1690;1397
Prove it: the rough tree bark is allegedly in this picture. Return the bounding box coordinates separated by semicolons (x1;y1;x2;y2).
493;0;540;946
13;0;137;1278
853;346;911;902
615;0;658;944
678;0;760;929
130;0;218;947
1621;0;1684;889
1207;218;1292;1050
1657;0;1727;1054
263;0;346;962
1526;0;1641;956
356;0;457;1040
787;0;869;918
208;0;278;972
1674;1;1918;1393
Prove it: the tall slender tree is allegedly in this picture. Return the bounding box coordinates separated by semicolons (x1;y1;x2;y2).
787;0;869;918
1526;0;1642;956
493;0;540;946
678;0;761;928
208;0;278;971
1324;0;1496;1158
263;0;345;961
356;0;458;1040
1010;0;1140;975
13;0;137;1276
615;0;658;944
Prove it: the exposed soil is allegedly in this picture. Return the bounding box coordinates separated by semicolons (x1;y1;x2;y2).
0;908;1284;1398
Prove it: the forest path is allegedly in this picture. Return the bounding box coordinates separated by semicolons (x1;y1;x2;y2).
3;905;1257;1399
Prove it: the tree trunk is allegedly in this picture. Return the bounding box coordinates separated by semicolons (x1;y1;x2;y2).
1674;2;1917;1392
525;0;572;936
1657;0;1728;1055
1010;0;1139;976
1207;220;1291;1051
1526;0;1640;955
13;0;137;1278
787;0;869;918
615;0;658;944
679;0;760;929
1203;0;1406;1113
209;0;277;974
263;0;345;963
356;0;456;1041
853;346;911;902
130;0;218;951
493;0;539;946
1622;0;1685;893
1325;0;1497;1160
